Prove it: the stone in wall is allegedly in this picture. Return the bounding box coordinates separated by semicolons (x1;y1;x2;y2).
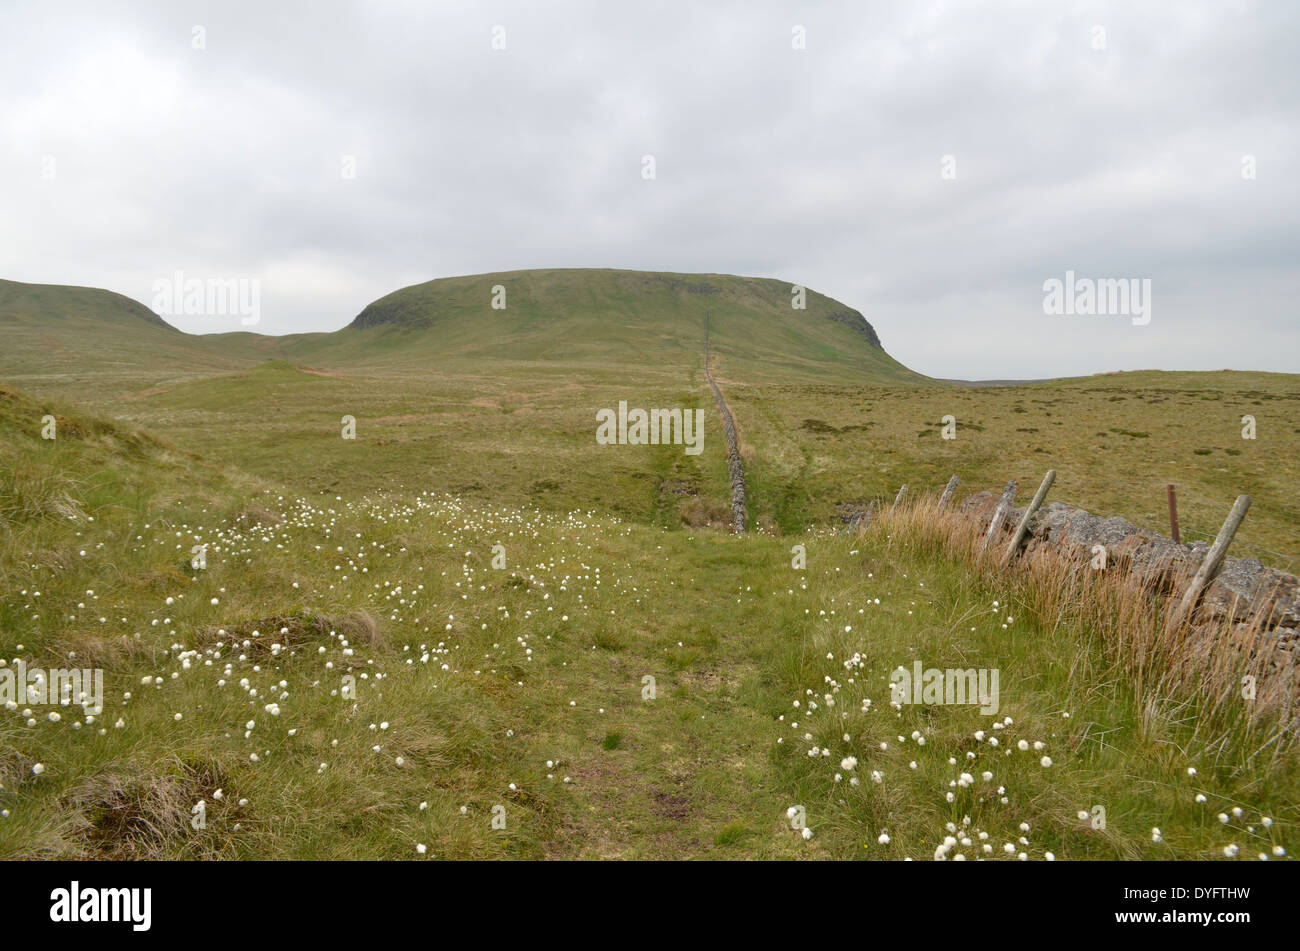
955;492;1300;648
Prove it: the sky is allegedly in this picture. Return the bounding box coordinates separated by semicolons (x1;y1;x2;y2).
2;0;1297;379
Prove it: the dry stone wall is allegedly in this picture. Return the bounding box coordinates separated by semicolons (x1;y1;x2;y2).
959;491;1300;665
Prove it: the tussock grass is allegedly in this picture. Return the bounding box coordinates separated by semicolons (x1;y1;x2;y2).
1;374;1295;860
860;496;1299;764
193;609;382;655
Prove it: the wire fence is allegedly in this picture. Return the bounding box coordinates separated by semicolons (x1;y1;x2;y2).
911;475;1299;572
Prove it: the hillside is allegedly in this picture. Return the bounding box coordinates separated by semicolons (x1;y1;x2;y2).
0;279;175;331
2;382;1296;860
0;271;927;399
2;271;1298;563
321;269;922;384
0;279;264;394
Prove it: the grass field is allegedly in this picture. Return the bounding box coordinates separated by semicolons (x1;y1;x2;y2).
1;271;1297;859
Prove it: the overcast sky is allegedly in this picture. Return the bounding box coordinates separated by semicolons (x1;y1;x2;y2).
2;0;1296;378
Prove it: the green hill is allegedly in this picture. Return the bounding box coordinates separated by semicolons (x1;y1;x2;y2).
0;279;266;394
0;270;926;396
0;278;175;331
318;269;921;384
3;270;1298;562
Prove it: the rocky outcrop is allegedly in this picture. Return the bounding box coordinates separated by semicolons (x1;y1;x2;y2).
825;307;883;350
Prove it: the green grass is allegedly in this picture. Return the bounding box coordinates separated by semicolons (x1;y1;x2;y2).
1;391;1295;859
4;271;1297;563
1;271;1297;860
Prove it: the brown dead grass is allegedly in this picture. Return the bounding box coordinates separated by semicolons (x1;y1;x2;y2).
194;608;382;654
861;495;1300;757
679;496;732;529
61;755;234;859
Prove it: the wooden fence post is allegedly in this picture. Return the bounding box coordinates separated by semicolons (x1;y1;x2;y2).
892;484;907;512
850;501;876;533
1001;470;1055;567
980;480;1019;554
1167;494;1251;630
1166;484;1181;544
937;474;960;514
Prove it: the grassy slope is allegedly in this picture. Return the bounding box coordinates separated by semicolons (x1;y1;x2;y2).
729;369;1300;562
0;269;922;399
6;273;1296;562
0;279;276;391
1;272;1297;860
305;268;923;384
1;384;1294;859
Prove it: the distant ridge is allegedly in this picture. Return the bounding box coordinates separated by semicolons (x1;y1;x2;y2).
340;268;920;382
0;278;177;330
0;268;926;384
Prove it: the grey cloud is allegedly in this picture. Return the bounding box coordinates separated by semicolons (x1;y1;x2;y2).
1;0;1296;375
